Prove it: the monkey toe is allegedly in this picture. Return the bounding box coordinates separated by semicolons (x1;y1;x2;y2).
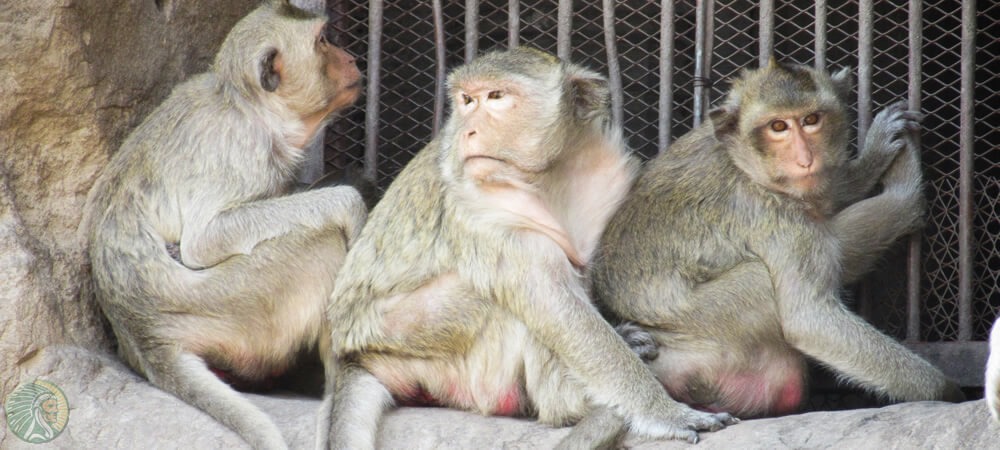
615;322;659;362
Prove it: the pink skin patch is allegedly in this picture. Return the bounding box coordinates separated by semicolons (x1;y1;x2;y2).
665;370;804;417
493;387;521;416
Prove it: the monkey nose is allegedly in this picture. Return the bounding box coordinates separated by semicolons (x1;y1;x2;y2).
466;130;477;139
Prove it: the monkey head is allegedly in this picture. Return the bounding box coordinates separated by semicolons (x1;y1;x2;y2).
439;48;611;187
710;60;852;201
213;0;362;146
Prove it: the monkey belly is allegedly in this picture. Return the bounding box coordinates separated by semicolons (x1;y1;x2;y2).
362;317;589;422
648;343;806;418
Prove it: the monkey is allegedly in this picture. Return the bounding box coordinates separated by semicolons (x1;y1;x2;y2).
987;318;1000;421
314;48;736;449
592;60;965;419
82;2;366;448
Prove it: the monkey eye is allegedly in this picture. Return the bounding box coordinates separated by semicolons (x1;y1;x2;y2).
769;120;788;132
803;113;821;126
461;93;474;105
487;90;504;100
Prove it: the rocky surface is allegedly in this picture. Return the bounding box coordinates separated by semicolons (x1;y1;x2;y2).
2;345;995;449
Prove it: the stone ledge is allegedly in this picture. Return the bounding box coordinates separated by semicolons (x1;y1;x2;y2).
3;345;995;449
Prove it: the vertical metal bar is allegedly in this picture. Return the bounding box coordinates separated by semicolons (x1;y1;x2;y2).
906;0;924;342
602;0;624;129
857;0;873;142
659;0;674;151
693;0;708;126
465;0;479;62
703;0;715;107
432;0;446;136
557;0;573;60
958;0;976;341
815;0;827;70
759;0;774;66
364;0;383;183
855;0;874;320
509;0;520;48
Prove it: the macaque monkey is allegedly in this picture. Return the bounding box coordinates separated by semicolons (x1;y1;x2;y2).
83;2;365;448
316;48;735;449
987;318;1000;421
592;60;964;418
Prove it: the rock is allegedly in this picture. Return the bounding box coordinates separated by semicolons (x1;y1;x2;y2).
0;0;258;399
2;345;995;449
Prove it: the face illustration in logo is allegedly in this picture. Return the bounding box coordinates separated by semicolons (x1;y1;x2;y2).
4;379;70;444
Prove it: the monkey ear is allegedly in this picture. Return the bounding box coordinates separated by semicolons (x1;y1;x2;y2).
708;105;739;138
568;69;610;121
830;66;853;101
260;49;282;93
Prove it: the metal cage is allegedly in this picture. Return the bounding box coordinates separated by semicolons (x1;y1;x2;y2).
322;0;999;396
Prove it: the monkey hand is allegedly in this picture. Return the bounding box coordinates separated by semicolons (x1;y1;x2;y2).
628;400;739;444
615;322;659;362
860;101;923;180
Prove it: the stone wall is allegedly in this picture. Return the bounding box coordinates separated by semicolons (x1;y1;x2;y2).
0;0;258;401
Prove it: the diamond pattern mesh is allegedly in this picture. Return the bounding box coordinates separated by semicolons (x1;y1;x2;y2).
322;0;999;344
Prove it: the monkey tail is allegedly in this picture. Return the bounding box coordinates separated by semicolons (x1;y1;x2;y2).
141;347;290;450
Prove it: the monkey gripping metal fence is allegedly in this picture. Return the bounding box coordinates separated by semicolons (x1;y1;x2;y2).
323;0;999;396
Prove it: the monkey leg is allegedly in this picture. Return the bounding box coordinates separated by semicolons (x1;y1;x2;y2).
126;226;349;449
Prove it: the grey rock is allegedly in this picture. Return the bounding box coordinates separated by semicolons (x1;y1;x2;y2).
2;345;995;450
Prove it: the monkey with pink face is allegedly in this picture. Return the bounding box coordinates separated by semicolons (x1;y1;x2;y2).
593;60;964;418
316;48;736;449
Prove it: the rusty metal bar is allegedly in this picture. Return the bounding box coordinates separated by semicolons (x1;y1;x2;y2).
602;0;623;128
906;0;924;342
509;0;520;48
364;0;383;182
857;0;873;142
658;0;674;151
557;0;572;60
814;0;827;70
432;0;446;136
759;0;774;66
958;0;976;341
465;0;479;62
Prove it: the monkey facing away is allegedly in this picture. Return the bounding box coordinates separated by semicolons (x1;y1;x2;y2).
592;60;964;418
316;48;735;449
83;2;365;448
987;318;1000;421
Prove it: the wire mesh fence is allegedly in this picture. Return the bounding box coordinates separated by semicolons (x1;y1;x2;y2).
322;0;999;392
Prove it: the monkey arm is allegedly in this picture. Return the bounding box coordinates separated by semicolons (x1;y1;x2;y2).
466;233;726;441
181;185;365;268
833;135;924;284
767;235;962;403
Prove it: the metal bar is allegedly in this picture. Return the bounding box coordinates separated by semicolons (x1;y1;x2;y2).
602;0;623;128
759;0;774;66
364;0;383;183
814;0;827;70
509;0;520;48
958;0;976;341
658;0;674;151
432;0;446;136
693;0;708;126
557;0;572;60
906;0;924;342
703;0;714;108
855;0;874;320
465;0;479;62
857;0;873;142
